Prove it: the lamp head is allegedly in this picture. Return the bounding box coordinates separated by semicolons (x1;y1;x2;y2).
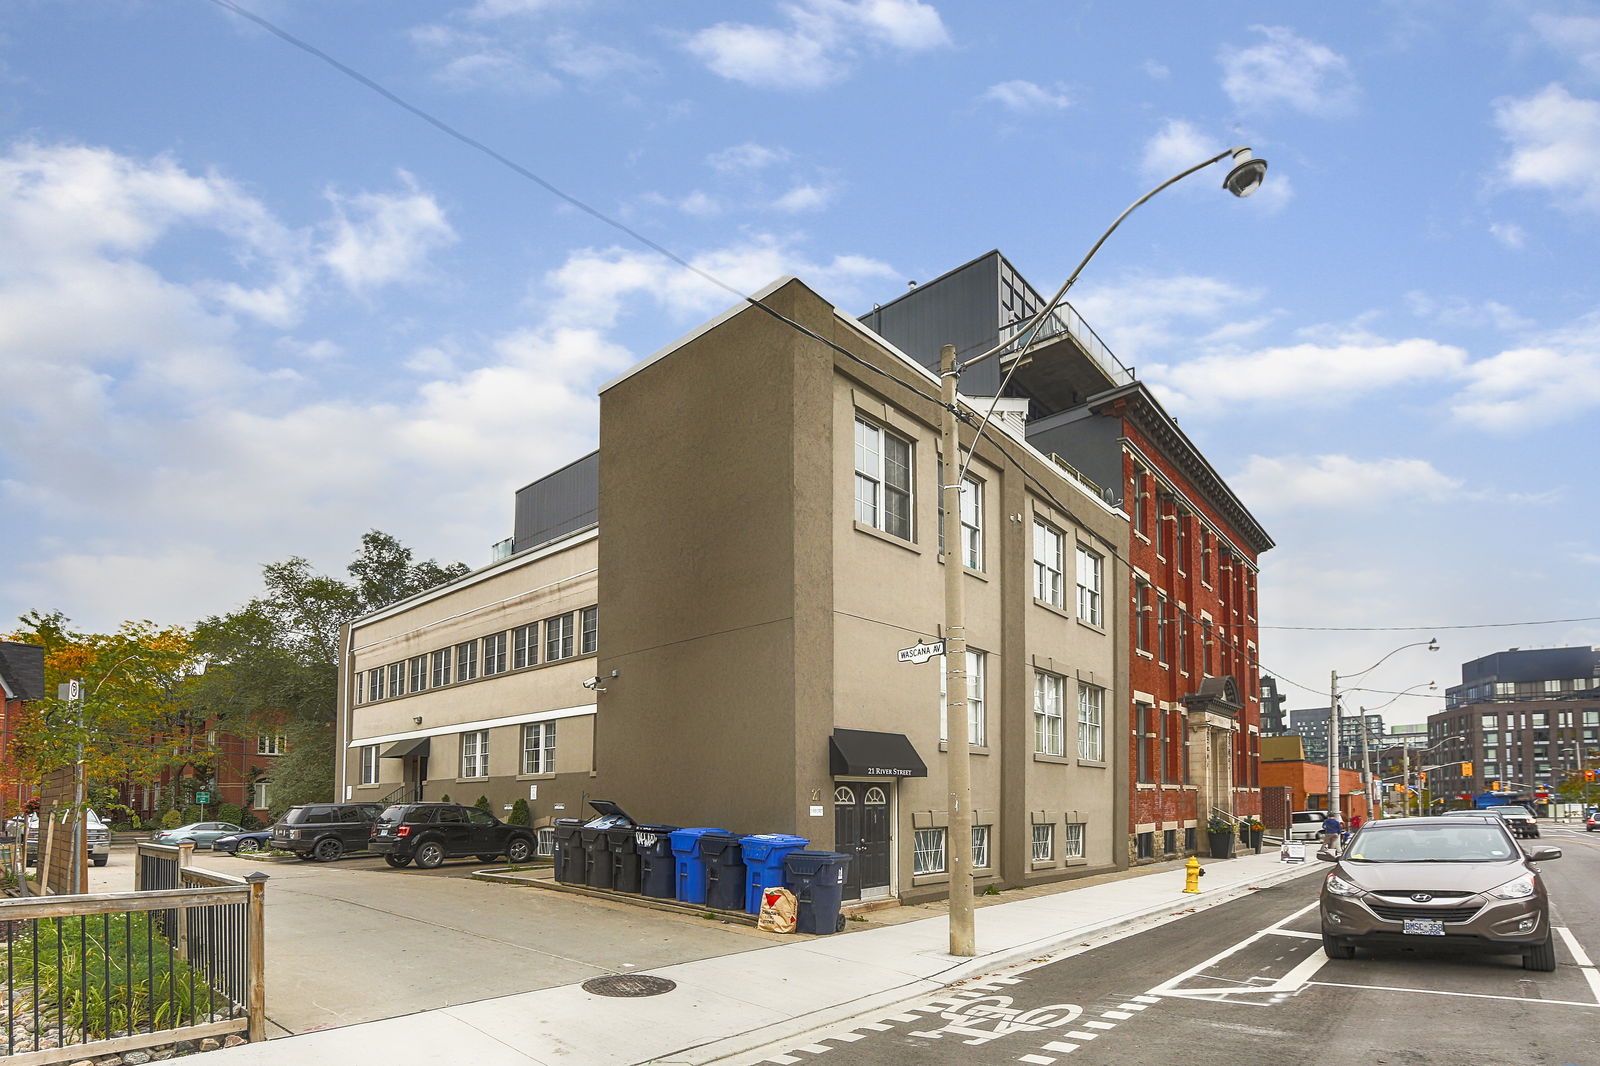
1222;147;1268;198
1427;639;1439;652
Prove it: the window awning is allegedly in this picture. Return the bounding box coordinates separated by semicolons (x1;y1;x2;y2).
829;729;927;778
379;736;431;759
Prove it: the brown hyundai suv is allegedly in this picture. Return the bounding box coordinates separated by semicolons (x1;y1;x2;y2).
1319;815;1562;971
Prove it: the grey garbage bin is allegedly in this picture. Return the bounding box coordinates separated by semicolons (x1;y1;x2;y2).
783;850;852;934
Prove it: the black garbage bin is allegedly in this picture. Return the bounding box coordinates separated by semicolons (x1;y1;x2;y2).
581;826;613;889
783;850;852;935
634;824;680;899
578;799;635;891
605;826;642;893
552;818;586;885
698;831;747;911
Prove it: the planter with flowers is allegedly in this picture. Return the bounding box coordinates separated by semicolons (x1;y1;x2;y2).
1205;815;1236;859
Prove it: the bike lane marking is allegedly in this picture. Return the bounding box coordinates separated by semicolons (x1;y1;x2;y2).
1146;900;1324;1001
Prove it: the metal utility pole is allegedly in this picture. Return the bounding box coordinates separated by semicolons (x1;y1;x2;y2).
1328;671;1342;821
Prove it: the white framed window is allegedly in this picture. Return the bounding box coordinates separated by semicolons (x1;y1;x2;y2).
521;721;556;776
581;606;599;655
1031;823;1054;861
1064;822;1086;859
388;662;404;698
257;734;287;756
1033;519;1064;606
408;655;427;693
367;669;383;702
971;825;991;869
1034;672;1064;755
960;476;982;569
1077;684;1105;761
1076;545;1103;626
854;417;912;539
545;613;575;661
455;641;478;682
512;623;538;670
913;828;947;875
537;827;555;857
939;649;987;746
461;730;489;778
360;745;379;785
251;780;268;810
431;648;452;687
483;632;508;676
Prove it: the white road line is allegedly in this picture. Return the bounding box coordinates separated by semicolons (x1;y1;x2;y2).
1310;980;1600;1008
859;1022;893;1031
763;1056;800;1065
1554;926;1600;1004
1132;995;1161;1004
1101;1010;1134;1019
1042;1041;1081;1053
1083;1020;1116;1030
1019;1056;1057;1064
1148;901;1323;999
827;1033;864;1043
1065;1030;1099;1041
797;1044;831;1054
1267;929;1323;941
885;1012;922;1020
1116;1002;1148;1011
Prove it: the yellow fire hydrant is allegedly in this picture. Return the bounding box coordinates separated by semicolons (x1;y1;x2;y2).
1182;855;1205;894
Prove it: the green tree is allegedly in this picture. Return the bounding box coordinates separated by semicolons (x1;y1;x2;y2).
189;531;468;816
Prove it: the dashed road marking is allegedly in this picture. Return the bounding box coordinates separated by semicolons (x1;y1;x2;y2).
1064;1030;1099;1040
1083;1019;1116;1030
1101;1010;1134;1019
1042;1040;1081;1052
1019;1056;1057;1064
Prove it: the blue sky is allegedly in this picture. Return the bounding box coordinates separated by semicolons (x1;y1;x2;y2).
3;1;1597;727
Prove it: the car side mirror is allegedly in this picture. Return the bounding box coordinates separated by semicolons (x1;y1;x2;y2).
1316;848;1339;862
1525;846;1562;862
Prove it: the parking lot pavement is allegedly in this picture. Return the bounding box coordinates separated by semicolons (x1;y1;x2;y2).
206;849;771;1036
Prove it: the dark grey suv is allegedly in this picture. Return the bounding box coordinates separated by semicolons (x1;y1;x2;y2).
272;803;385;861
369;802;536;869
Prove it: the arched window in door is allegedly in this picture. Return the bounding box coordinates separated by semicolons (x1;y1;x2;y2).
865;786;888;805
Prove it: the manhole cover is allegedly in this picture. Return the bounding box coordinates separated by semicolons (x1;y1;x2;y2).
581;974;677;998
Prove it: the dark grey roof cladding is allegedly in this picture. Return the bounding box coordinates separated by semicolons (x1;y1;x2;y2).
0;641;46;702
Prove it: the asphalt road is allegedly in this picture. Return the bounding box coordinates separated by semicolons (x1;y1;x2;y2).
91;843;768;1038
733;823;1600;1066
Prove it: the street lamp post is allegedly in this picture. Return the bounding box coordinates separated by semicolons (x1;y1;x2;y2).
937;146;1267;958
1328;640;1438;823
1357;681;1436;819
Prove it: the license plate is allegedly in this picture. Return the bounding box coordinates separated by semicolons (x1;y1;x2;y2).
1403;918;1445;936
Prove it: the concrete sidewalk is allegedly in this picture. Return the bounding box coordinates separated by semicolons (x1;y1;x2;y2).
210;849;1322;1065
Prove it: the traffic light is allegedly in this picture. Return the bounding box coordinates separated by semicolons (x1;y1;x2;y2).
1417;771;1427;783
1460;761;1473;777
1587;769;1595;782
1490;780;1501;791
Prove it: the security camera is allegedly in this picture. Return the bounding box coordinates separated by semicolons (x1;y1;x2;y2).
582;676;603;691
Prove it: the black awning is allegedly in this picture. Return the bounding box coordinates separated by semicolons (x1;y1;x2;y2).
829;729;927;778
379;736;431;759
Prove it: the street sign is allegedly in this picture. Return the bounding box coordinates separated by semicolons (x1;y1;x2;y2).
897;640;945;664
195;792;211;804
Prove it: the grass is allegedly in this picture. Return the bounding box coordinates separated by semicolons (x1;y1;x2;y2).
3;912;223;1039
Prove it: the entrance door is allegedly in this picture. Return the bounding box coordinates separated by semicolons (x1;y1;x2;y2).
403;754;428;803
834;783;892;900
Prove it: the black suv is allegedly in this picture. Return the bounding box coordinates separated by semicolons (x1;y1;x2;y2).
369;802;536;869
272;803;385;861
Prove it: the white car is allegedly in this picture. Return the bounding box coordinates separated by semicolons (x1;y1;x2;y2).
7;810;111;867
1289;810;1332;841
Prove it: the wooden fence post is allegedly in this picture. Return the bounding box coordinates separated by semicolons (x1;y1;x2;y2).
244;872;269;1042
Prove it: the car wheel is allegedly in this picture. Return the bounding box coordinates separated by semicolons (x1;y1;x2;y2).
1523;936;1556;972
1322;934;1355;960
384;855;411;868
415;840;445;869
506;837;534;864
238;839;262;854
313;837;345;862
93;856;108;867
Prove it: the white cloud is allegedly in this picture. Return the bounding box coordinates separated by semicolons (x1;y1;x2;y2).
685;0;949;91
410;23;561;94
772;183;834;212
1531;13;1600;78
1219;25;1358;117
1450;342;1600;431
709;143;791;173
1493;83;1600;212
320;173;457;292
1232;454;1463;510
1151;335;1468;410
981;80;1071;113
1069;273;1264;362
1404;291;1534;332
1142;60;1170;81
1138;119;1216;183
1489;220;1527;248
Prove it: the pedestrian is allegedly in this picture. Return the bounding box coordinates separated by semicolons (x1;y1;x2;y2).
1349;813;1364;833
1321;812;1344;852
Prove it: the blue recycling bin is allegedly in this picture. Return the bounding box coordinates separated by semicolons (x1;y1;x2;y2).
634;824;680;899
783;850;852;935
740;833;810;914
669;827;729;904
698;832;747;911
551;818;586;884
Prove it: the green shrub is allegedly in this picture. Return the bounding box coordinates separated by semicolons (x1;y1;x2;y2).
508;798;530;826
439;793;451;803
217;804;244;826
238;809;263;830
160;809;183;830
474;795;491;813
182;805;202;824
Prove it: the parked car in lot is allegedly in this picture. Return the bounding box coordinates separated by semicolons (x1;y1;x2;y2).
369;802;537;869
271;803;385;861
7;810;110;866
1483;804;1540;838
213;829;274;854
151;821;245;849
1319;815;1562;971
